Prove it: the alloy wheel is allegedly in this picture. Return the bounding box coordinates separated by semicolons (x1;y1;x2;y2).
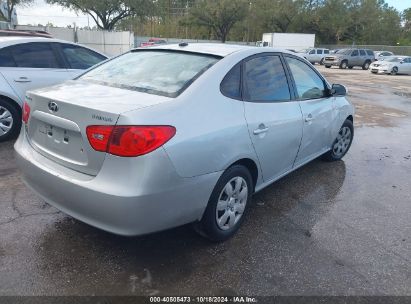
333;126;352;158
0;106;13;136
216;176;248;231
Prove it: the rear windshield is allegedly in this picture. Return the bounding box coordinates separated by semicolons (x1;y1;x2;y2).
80;50;221;97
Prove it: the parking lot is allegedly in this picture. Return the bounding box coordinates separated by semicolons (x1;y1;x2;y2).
0;66;410;296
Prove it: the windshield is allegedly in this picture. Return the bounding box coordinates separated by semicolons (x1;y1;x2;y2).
336;49;353;55
80;50;221;97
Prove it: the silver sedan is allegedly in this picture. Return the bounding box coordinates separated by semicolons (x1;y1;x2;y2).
15;44;354;241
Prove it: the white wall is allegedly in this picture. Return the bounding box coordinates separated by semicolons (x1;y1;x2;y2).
16;25;134;56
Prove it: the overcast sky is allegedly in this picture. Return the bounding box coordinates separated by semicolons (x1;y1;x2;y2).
16;0;411;28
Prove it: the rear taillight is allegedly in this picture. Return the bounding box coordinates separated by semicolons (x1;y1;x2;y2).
22;101;31;124
86;125;176;157
86;125;114;152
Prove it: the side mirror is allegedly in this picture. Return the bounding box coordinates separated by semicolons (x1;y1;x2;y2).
331;84;347;96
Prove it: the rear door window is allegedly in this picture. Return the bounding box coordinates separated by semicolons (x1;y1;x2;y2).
81;50;220;97
360;50;366;56
243;55;290;102
60;44;106;69
7;42;61;68
317;50;323;54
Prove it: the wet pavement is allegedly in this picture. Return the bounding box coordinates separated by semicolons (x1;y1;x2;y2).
0;67;410;296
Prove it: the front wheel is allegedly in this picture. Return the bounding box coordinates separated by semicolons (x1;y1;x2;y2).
0;99;21;142
339;61;348;69
391;67;398;75
325;65;331;68
194;165;253;242
322;119;354;161
320;58;325;65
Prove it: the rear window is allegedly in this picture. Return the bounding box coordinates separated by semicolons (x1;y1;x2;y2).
80;50;220;97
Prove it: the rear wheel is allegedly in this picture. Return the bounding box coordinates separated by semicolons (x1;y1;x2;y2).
339;60;348;69
323;119;354;161
325;65;331;68
362;61;371;70
0;98;21;142
195;165;253;242
348;66;353;69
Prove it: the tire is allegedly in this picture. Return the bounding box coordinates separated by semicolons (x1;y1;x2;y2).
320;58;325;65
325;65;331;68
194;165;253;242
362;61;371;70
348;66;353;69
0;98;21;142
339;60;348;69
322;119;354;162
391;66;398;75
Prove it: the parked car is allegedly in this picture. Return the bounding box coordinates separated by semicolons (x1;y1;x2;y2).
370;56;411;75
0;36;107;141
0;29;52;38
298;48;330;64
323;48;374;69
15;44;354;241
140;38;167;48
374;51;394;61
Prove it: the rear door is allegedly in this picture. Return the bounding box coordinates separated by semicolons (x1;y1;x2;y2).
242;53;303;182
402;58;411;74
284;55;336;166
350;49;360;66
316;49;323;62
56;43;107;78
0;42;70;102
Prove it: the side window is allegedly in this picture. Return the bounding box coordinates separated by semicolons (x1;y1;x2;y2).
60;44;106;69
244;55;290;102
366;50;374;56
285;56;326;100
317;49;323;54
0;48;16;67
324;50;329;54
351;50;359;56
220;64;241;99
8;43;60;68
359;50;366;56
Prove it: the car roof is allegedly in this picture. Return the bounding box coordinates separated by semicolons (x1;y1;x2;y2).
134;43;295;57
0;36;107;57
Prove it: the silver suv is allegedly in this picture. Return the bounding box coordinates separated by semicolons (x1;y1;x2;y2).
324;48;374;70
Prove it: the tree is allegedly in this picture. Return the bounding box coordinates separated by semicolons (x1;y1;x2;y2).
185;0;248;42
1;0;33;22
47;0;153;30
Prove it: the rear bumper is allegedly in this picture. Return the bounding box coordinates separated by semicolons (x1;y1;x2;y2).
15;131;221;236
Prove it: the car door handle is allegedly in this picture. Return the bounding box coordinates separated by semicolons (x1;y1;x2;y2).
253;125;269;135
305;114;314;122
14;77;31;83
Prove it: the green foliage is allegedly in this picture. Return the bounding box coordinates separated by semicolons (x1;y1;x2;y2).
183;0;248;42
67;0;407;45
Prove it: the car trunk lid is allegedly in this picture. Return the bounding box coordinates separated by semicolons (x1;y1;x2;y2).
25;80;172;176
